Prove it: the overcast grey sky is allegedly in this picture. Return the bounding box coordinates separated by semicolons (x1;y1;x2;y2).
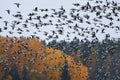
0;0;120;42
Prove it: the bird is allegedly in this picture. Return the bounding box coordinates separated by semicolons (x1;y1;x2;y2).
72;3;80;7
83;14;90;19
101;28;105;33
6;10;10;14
3;21;9;26
0;28;2;32
33;7;38;11
115;26;120;30
54;35;59;39
86;2;91;9
91;32;96;38
51;30;56;35
105;34;110;38
0;16;2;19
44;31;48;36
96;11;101;16
14;3;21;8
17;32;22;34
86;21;91;24
57;29;63;35
8;31;14;34
4;27;7;30
10;24;15;30
22;24;28;28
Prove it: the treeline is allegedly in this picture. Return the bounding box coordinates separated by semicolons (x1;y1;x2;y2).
47;37;120;80
0;36;120;80
0;36;88;80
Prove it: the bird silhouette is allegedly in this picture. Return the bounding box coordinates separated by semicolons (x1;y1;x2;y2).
0;16;2;19
3;21;9;26
33;7;38;11
0;28;2;32
6;10;10;14
72;3;80;7
14;3;21;8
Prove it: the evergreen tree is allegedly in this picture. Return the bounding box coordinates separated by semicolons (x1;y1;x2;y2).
61;60;70;80
9;65;21;80
23;67;30;80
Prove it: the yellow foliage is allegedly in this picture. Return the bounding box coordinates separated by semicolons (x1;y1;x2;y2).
0;65;4;80
5;75;12;80
0;37;88;80
28;38;43;52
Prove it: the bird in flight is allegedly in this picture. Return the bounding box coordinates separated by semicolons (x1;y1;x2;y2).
14;3;21;8
0;16;2;19
3;21;9;26
6;10;10;14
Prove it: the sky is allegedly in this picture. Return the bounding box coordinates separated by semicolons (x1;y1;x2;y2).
0;0;120;42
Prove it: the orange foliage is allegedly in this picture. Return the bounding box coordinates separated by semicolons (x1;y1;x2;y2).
5;75;12;80
0;37;88;80
28;38;43;52
0;37;8;54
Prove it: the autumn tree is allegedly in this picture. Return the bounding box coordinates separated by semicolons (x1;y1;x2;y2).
0;37;88;80
5;75;12;80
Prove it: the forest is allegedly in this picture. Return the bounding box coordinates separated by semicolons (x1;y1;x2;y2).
0;36;88;80
47;37;120;80
0;36;120;80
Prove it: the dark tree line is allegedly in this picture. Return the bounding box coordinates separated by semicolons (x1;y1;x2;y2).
0;37;120;80
47;38;120;80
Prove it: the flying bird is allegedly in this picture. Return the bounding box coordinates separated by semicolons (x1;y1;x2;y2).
72;3;80;6
3;21;9;26
33;7;38;11
6;10;10;14
0;28;2;32
14;3;21;8
0;16;2;19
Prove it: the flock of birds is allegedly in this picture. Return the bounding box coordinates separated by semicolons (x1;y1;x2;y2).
0;1;120;80
0;0;120;41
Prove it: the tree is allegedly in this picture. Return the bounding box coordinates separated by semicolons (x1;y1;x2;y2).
61;60;70;80
23;67;30;80
9;65;20;80
0;37;88;80
5;75;12;80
